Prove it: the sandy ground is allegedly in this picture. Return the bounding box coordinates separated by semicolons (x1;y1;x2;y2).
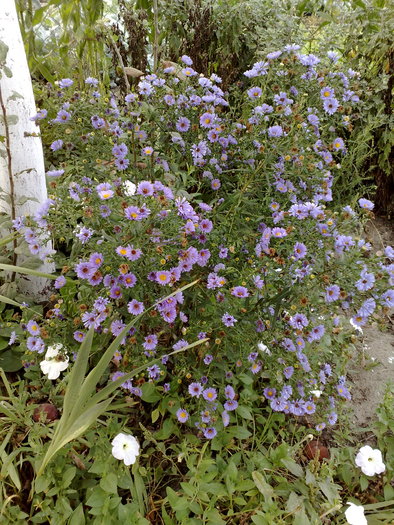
348;217;394;427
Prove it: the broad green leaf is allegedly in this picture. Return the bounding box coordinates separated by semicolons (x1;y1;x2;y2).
252;471;275;502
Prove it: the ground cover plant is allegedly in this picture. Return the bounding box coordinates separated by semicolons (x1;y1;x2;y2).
1;30;394;525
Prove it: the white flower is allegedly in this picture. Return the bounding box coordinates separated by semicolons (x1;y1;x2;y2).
111;433;140;466
123;181;136;196
310;390;323;398
257;342;271;355
345;502;367;525
40;343;69;380
349;318;363;334
355;445;385;476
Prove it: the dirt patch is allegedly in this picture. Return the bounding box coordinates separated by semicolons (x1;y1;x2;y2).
348;216;394;427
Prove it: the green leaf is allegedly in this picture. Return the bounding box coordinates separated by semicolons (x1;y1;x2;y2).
100;473;118;494
0;350;22;372
7;91;23;102
3;66;12;78
69;503;86;525
0;262;57;280
252;471;275;502
141;382;161;403
0;40;9;63
236;405;253;420
281;458;304;477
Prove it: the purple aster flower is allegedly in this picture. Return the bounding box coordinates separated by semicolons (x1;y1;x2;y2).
127;299;145;315
91;115;106;129
73;331;86;342
26;319;40;335
200;112;215;128
304;401;316;415
268;125;283;137
176;408;189;423
147;364;161;380
188;382;203;397
293;242;307;259
332;137;345;151
85;77;99;86
204;355;213;365
203;427;217;439
176;116;191;132
357;298;376;317
181;55;193;65
231;286;249;298
380;290;394;308
46;169;64;178
75;226;94;244
323;98;339;115
173;339;188;351
54;275;66;289
143;334;158;351
263;387;276;400
53;109;71;123
358;198;374;211
100;205;111;218
282;338;296;352
50;139;63;151
320;86;335;100
327;412;338;425
289;399;305;416
325;285;340;303
155;271;172;285
222;313;237;327
26;336;45;353
224;399;238;411
203;388;217;402
137;181;154;196
74;261;96;280
222;411;230;427
355;270;375;291
182;67;197;77
96;182;114;200
289;313;309;330
211;178;221;190
270;397;287;412
112;143;128;157
247;86;262;99
224;385;235;400
30;109;47;122
115;157;130;170
308;325;325;342
336;384;351;400
58;78;73;88
283;366;294;379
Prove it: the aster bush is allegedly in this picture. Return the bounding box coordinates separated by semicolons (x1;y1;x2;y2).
1;43;393;523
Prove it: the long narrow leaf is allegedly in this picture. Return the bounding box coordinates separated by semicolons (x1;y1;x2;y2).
37;398;113;477
61;325;95;421
0;262;57;280
0;295;44;317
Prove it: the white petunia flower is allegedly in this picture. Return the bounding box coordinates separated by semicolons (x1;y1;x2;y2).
40;343;69;380
310;390;323;398
345;502;367;525
123;181;137;196
111;433;140;466
355;445;385;476
257;342;271;355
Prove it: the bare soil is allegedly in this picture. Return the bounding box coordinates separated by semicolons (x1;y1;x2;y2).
348;217;394;427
